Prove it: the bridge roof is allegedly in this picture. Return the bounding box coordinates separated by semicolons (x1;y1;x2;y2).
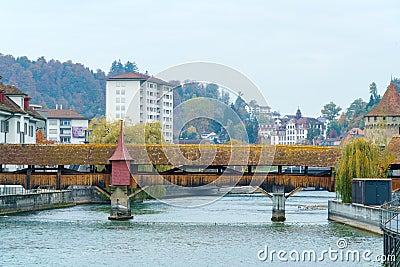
0;144;340;167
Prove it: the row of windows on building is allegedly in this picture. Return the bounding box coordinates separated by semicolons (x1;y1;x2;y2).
140;117;172;124
116;97;126;104
115;112;126;119
367;116;398;122
116;105;125;111
140;89;172;98
48;119;71;126
0;120;35;137
116;89;125;95
146;91;156;97
48;128;71;135
163;102;172;107
278;135;305;141
286;129;305;135
116;81;126;87
141;106;172;115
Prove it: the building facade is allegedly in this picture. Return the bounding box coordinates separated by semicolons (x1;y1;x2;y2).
106;72;174;143
0;78;44;144
364;82;400;147
42;108;89;144
271;108;326;145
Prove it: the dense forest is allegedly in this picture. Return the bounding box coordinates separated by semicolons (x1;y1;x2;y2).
0;54;108;118
0;54;147;118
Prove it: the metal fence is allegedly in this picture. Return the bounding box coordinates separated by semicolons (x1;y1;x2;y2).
0;185;56;196
381;199;400;266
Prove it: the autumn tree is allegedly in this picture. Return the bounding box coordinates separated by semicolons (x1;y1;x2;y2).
335;138;394;203
36;129;55;144
87;116;162;144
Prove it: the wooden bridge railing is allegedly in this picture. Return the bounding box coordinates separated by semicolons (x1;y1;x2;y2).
0;172;334;191
0;173;111;190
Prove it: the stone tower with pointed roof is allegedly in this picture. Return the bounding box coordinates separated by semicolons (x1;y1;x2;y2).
364;82;400;146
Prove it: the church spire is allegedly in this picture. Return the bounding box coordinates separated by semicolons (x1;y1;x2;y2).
296;106;302;119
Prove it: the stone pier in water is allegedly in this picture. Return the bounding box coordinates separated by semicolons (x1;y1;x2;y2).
271;185;286;222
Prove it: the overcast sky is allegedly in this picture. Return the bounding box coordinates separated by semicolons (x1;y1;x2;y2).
1;0;400;116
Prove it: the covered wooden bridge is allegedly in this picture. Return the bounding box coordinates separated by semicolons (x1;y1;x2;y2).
0;144;339;191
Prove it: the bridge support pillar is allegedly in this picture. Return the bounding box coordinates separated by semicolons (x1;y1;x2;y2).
271;185;286;222
108;186;133;220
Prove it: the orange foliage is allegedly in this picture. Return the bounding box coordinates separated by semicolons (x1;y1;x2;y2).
36;129;55;144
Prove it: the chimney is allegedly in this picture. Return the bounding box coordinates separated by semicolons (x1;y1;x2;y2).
24;97;31;109
60;104;63;110
56;104;58;110
0;89;4;103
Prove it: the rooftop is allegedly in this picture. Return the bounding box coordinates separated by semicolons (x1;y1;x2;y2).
0;81;44;120
108;72;173;86
46;109;87;119
366;82;400;117
0;81;27;96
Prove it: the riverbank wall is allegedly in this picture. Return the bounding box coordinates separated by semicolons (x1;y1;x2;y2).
0;190;74;215
68;185;109;204
328;200;382;234
0;186;108;215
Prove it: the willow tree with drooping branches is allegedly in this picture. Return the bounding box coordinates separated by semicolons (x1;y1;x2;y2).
335;138;394;203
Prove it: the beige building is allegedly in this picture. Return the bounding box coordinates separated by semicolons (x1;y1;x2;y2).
364;82;400;147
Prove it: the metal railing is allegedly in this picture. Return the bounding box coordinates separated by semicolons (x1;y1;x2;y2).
381;199;400;233
381;199;400;267
0;185;57;196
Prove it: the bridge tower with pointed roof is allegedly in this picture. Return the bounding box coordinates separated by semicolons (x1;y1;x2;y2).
364;82;400;147
108;120;134;220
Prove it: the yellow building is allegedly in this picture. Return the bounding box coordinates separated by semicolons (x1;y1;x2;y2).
364;82;400;147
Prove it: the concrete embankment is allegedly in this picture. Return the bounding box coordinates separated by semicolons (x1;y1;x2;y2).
68;185;109;204
0;186;109;215
0;190;74;215
328;200;382;235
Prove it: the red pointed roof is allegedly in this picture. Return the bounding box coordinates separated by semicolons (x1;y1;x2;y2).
109;121;133;161
366;82;400;117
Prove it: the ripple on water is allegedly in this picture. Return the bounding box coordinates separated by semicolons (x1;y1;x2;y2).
0;191;382;267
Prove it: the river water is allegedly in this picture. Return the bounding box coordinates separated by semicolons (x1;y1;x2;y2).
0;191;383;266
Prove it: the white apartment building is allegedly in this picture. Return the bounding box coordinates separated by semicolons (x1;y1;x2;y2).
0;79;44;144
43;107;89;144
106;72;174;143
